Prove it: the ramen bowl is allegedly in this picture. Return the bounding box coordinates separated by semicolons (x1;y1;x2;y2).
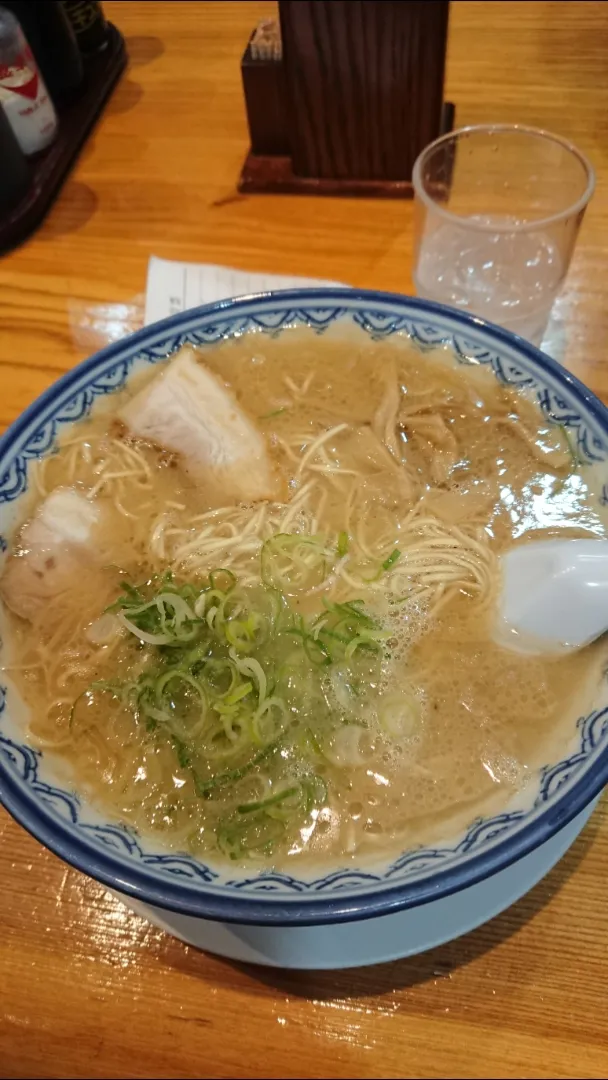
1;289;607;970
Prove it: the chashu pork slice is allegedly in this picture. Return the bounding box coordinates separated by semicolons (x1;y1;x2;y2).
1;488;101;621
119;346;280;503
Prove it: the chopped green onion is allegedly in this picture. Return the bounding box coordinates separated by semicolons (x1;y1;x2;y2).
217;813;286;860
302;727;323;757
224;681;253;706
344;628;391;660
77;556;390;860
558;424;580;469
192;740;281;796
120;581;145;603
261;533;331;594
173;737;192;769
337;531;349;557
259;407;287;419
382;549;401;571
237;785;300;814
209;569;237;593
551;426;582;497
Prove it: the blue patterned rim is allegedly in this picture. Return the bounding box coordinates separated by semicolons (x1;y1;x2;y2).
1;288;608;927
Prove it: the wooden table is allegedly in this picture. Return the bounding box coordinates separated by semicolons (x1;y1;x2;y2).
1;3;607;1077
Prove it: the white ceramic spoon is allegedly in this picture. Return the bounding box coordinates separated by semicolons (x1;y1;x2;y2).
498;538;608;653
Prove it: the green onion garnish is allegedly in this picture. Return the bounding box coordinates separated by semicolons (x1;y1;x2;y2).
76;544;390;860
337;531;349;557
382;549;401;571
259;407;287;419
559;424;580;470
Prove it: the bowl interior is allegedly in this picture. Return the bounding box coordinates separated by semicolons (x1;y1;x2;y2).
1;289;608;925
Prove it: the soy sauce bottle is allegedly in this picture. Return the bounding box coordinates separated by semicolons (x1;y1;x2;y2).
4;1;83;102
0;105;30;215
0;6;58;156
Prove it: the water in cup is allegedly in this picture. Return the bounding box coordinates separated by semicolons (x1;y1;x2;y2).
412;125;594;349
414;215;563;346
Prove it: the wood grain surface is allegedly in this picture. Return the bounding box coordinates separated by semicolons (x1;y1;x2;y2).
1;3;607;1078
280;0;449;180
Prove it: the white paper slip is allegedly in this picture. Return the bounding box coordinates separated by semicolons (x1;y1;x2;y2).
144;256;347;326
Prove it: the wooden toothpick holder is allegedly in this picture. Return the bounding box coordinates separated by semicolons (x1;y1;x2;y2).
239;0;454;198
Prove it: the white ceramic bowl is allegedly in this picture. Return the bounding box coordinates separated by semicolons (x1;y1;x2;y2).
1;290;607;968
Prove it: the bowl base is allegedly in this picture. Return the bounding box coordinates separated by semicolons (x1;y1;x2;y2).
112;801;595;969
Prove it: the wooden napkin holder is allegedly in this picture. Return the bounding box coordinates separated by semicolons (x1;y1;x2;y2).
239;0;454;198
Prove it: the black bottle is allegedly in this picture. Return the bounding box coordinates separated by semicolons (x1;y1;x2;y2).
62;1;108;54
4;1;84;103
0;106;30;216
